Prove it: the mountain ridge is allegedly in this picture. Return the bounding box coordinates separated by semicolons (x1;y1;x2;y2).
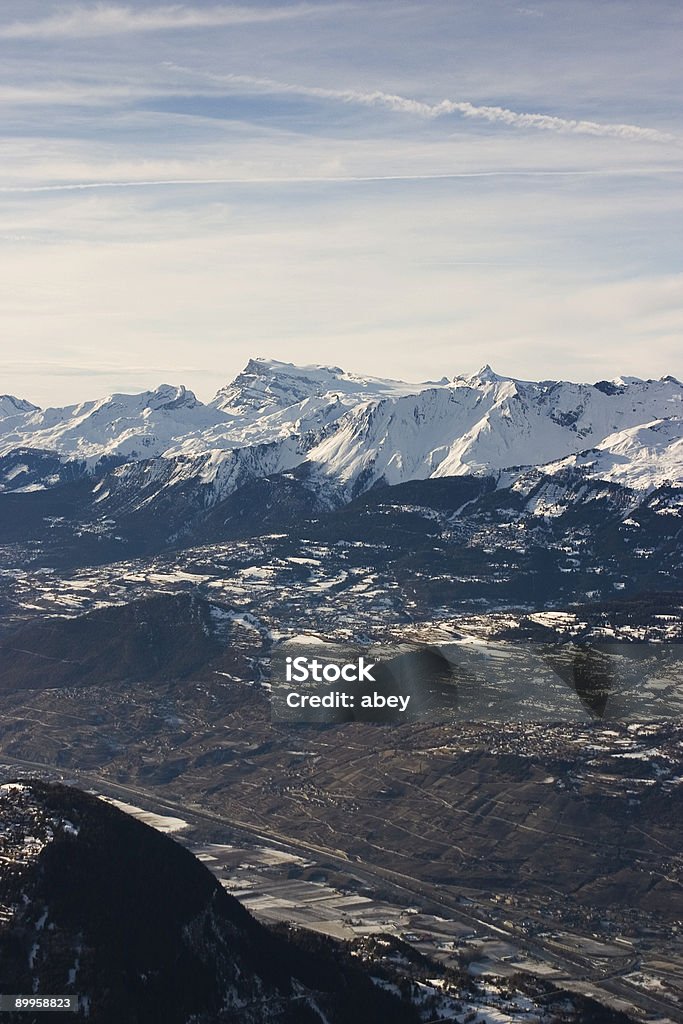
1;359;681;516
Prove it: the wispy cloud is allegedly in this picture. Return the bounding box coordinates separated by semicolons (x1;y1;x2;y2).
0;83;153;106
0;2;679;398
169;65;676;143
2;176;680;401
0;3;322;40
3;168;682;195
1;360;202;376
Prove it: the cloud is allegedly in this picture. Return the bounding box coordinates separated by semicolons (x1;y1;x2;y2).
449;101;675;143
0;3;322;40
1;360;202;377
0;59;673;148
0;83;153;106
2;177;680;404
3;168;682;195
170;66;676;143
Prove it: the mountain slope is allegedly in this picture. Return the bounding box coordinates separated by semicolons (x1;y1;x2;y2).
0;363;680;555
0;385;225;464
0;360;433;469
0;593;248;690
4;362;679;491
306;371;683;495
540;416;683;490
0;781;417;1024
210;357;421;414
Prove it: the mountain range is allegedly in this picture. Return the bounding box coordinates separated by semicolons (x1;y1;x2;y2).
0;358;680;606
1;359;681;502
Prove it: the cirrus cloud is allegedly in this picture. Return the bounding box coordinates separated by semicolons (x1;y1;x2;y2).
0;3;327;40
168;65;677;143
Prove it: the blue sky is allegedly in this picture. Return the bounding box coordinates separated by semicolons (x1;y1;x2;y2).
1;0;681;405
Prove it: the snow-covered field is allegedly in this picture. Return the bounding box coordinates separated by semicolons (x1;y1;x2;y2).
99;796;188;834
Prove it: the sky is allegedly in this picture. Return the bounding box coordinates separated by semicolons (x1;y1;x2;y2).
0;0;681;406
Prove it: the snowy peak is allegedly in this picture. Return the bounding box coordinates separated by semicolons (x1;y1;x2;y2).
0;394;41;440
306;372;683;494
144;383;198;411
196;358;437;455
458;364;514;386
453;365;541;392
543;416;683;490
0;394;40;419
210;357;422;416
211;358;349;415
90;383;199;416
0;385;225;463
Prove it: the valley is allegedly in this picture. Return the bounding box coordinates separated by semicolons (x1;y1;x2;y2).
0;359;681;1021
1;680;681;1019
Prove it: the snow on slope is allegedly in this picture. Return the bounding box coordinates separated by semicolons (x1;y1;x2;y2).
0;361;681;497
306;370;683;493
0;394;40;434
0;360;432;464
542;417;683;489
211;357;424;414
169;358;435;453
0;385;226;463
100;433;308;510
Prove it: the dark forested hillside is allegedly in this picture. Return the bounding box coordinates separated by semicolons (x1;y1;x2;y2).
0;781;418;1024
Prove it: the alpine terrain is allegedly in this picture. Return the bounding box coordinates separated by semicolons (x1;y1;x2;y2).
0;358;681;1023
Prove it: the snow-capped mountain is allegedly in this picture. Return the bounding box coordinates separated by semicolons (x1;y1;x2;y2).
0;384;226;463
0;394;40;435
211;357;418;415
170;361;426;456
1;360;681;502
0;360;429;466
540;416;683;491
305;368;682;495
0;394;39;419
